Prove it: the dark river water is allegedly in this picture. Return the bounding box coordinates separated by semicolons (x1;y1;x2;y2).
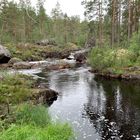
37;66;140;140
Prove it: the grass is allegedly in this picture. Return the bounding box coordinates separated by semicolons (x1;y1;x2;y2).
0;104;74;140
0;74;74;140
4;43;79;61
0;73;34;104
0;123;73;140
16;104;51;127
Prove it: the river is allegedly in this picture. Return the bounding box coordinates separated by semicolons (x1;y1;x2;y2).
28;65;140;140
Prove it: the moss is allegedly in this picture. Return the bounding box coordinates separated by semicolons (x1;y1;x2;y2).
0;73;34;104
4;43;78;61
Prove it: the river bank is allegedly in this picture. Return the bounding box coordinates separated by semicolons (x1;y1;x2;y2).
0;43;89;140
0;72;73;140
89;67;140;81
88;46;140;81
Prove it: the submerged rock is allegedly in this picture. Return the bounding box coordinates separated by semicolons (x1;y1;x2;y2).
0;45;11;64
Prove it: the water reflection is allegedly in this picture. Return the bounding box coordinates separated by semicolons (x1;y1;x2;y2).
37;67;140;140
85;77;140;140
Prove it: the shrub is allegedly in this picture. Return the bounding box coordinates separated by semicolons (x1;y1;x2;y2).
89;47;136;70
129;32;140;55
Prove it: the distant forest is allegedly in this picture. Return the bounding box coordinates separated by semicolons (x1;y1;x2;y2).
0;0;140;48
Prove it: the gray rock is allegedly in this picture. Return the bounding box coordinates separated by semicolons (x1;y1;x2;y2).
32;88;58;105
0;45;11;64
8;57;22;65
13;62;34;69
36;39;57;46
74;49;90;63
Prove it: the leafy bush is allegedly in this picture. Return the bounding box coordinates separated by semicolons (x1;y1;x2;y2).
89;47;136;70
129;32;140;55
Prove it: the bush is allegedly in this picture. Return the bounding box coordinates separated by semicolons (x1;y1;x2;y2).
89;47;136;70
129;32;140;55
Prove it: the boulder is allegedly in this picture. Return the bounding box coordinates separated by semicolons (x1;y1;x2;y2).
74;53;87;63
13;62;34;69
74;49;90;63
8;57;22;65
36;39;57;46
32;88;58;106
0;45;11;64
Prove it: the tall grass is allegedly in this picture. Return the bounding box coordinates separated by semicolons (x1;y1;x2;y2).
0;104;74;140
16;104;50;127
0;123;73;140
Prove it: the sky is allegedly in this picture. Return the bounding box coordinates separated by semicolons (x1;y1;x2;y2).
45;0;85;19
12;0;85;20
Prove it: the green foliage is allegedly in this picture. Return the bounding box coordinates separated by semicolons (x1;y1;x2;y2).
0;104;73;140
129;32;140;56
0;0;88;47
5;43;80;61
0;123;73;140
89;47;137;71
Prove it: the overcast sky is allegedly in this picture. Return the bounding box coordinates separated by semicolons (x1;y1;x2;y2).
45;0;85;19
12;0;85;19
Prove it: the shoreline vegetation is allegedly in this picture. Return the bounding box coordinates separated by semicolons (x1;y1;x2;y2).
88;33;140;81
0;74;73;140
0;104;73;140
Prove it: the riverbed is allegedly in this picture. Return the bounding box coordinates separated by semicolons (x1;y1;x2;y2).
32;66;140;140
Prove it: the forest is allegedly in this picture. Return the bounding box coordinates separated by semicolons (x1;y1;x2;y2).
0;0;140;140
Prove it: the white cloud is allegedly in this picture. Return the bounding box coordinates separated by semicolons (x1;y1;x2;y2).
12;0;85;19
45;0;85;19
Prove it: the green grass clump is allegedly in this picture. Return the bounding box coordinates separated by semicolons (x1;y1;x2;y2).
16;104;50;127
0;73;34;104
0;123;73;140
0;104;74;140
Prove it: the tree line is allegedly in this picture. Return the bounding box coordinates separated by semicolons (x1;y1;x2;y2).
0;0;140;48
82;0;140;47
0;0;89;46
